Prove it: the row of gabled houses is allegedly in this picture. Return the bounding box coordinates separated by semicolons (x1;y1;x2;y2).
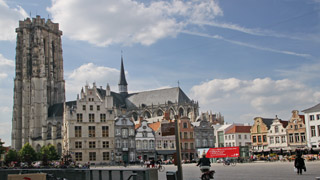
64;102;320;164
214;107;320;155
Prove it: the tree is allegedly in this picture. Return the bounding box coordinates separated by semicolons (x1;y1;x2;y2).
0;140;5;155
4;149;19;166
0;140;5;167
19;143;37;166
40;144;59;166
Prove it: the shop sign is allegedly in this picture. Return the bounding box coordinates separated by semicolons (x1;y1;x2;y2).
206;147;240;158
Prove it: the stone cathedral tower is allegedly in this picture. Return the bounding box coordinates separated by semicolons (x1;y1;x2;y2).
12;16;65;150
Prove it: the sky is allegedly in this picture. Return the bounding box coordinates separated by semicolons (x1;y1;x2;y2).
0;0;320;146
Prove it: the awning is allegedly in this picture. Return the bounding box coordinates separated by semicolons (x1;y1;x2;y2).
156;150;176;155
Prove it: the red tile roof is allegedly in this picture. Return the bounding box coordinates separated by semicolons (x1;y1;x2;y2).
279;120;288;128
149;121;161;132
225;125;251;134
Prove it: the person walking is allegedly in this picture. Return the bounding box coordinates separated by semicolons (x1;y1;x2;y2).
294;154;305;175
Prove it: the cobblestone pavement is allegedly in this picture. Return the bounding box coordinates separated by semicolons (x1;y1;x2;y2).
158;161;320;180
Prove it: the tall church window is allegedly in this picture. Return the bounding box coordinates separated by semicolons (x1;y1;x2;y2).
144;111;151;119
57;143;62;156
56;122;61;138
169;108;175;119
157;110;163;116
179;108;184;117
47;123;52;139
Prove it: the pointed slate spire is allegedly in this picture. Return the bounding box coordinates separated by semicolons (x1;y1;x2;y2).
118;55;128;96
119;56;128;86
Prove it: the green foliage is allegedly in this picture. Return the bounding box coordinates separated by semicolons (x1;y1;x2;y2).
19;143;37;164
40;144;59;162
4;149;19;165
0;140;5;155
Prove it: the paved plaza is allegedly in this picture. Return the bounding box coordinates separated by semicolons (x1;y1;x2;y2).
158;161;320;180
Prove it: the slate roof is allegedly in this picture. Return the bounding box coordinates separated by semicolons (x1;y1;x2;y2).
96;87;190;110
119;58;128;86
125;87;191;110
302;103;320;113
261;118;274;129
48;101;76;117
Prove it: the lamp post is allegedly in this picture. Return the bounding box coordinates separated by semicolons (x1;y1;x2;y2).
174;115;183;180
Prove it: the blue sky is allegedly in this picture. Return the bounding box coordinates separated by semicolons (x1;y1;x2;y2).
0;0;319;146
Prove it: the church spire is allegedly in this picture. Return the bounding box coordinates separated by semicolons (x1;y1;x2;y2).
118;55;128;96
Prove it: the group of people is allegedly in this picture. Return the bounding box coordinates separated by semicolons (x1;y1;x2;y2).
140;158;162;168
196;153;308;176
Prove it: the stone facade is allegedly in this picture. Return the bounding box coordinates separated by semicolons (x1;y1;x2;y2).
114;115;136;163
193;118;215;149
179;116;196;161
12;16;65;150
286;110;307;149
154;120;176;161
251;117;273;151
63;83;115;164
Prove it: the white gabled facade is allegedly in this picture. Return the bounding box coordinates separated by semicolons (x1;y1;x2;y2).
303;103;320;148
267;118;288;150
224;125;251;147
135;120;156;160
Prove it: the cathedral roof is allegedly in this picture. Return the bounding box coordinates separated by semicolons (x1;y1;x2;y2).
125;87;191;110
96;86;191;110
48;101;76;117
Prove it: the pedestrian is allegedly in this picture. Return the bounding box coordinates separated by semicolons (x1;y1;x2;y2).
294;154;305;175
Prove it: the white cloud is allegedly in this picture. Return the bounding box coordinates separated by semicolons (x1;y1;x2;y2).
0;53;14;80
47;0;222;46
190;77;320;122
276;62;320;83
0;0;28;41
65;63;120;100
